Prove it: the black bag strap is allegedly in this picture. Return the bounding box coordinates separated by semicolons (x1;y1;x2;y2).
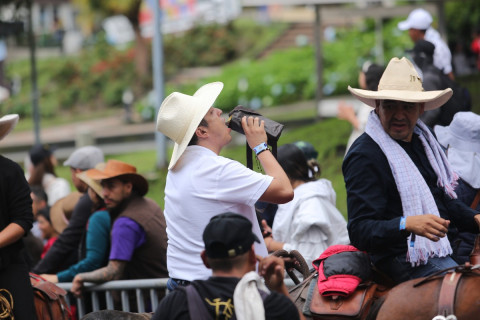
246;141;277;170
185;284;215;320
247;143;253;170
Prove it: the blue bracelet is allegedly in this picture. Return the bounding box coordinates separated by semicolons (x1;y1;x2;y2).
253;142;269;156
399;217;406;231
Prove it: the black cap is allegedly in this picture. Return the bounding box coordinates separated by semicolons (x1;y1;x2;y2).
293;141;318;161
29;144;54;166
412;39;435;58
203;213;260;259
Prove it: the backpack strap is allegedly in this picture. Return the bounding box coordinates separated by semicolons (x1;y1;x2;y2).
185;284;212;320
247;143;253;170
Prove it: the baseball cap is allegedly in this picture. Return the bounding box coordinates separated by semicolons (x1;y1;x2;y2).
398;8;433;31
29;144;55;166
293;141;318;161
203;213;260;259
63;146;104;170
411;39;435;58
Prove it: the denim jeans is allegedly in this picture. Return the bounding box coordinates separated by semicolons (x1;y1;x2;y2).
166;278;191;293
376;254;458;284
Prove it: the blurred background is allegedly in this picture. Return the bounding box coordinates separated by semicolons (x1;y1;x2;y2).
0;0;479;217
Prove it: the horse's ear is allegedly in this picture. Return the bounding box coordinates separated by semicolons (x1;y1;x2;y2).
201;250;211;269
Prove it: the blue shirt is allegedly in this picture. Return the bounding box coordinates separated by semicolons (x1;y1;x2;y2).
57;210;111;282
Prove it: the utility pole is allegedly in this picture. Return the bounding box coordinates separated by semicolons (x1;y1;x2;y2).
152;0;167;169
313;4;323;121
27;0;41;145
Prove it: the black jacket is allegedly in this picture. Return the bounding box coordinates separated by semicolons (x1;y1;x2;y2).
0;156;33;270
342;133;479;265
32;192;93;274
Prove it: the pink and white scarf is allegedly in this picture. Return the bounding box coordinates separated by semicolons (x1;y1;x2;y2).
365;111;458;266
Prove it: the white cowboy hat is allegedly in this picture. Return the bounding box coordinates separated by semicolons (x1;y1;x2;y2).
434;111;480;154
348;57;452;111
156;82;224;170
0;114;19;141
434;111;480;188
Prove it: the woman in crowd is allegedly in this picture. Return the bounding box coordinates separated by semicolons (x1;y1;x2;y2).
41;164;111;283
37;207;59;258
27;144;71;206
262;142;350;266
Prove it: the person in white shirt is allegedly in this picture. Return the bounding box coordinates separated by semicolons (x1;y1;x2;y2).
398;8;454;80
156;82;293;288
261;143;350;266
27;144;71;206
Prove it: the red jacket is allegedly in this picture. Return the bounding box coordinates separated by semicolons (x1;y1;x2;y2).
312;244;371;297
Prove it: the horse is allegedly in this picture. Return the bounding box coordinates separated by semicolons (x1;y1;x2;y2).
376;264;480;320
30;273;73;320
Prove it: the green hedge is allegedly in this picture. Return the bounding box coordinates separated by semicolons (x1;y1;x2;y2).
163;17;412;112
1;16;418;121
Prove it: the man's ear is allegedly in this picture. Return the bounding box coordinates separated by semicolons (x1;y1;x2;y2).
195;126;208;139
124;181;133;195
201;250;211;269
248;245;256;265
374;100;380;115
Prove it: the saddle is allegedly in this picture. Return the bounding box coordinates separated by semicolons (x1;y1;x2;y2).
30;273;73;320
281;247;388;320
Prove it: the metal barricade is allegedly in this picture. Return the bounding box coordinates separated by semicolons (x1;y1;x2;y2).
57;277;296;318
57;278;169;318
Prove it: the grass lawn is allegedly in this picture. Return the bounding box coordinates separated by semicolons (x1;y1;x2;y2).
55;117;352;219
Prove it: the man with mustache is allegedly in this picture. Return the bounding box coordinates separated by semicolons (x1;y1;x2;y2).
343;57;480;284
70;159;168;297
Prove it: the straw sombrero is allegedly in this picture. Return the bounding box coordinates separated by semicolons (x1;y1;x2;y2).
85;159;148;196
0;114;19;141
156;82;224;170
50;191;83;234
76;163;106;198
348;57;452;111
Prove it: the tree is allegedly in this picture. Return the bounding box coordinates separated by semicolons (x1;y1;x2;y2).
73;0;150;89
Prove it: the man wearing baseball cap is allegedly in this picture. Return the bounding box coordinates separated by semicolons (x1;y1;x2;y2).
398;8;454;80
152;212;302;320
32;145;105;275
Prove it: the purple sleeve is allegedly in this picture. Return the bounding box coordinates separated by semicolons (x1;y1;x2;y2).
109;217;146;261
